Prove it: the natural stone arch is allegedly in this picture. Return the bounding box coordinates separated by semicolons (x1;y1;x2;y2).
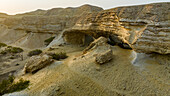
63;29;132;49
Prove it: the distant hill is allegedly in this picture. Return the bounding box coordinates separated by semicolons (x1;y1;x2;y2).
0;12;9;18
45;4;103;16
0;4;103;49
16;9;47;16
14;4;103;17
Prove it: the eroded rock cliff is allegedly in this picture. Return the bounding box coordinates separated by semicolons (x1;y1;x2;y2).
64;2;170;54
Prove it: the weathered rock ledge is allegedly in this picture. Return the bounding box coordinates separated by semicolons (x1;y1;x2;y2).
63;2;170;54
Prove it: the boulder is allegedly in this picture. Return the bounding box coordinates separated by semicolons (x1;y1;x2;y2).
83;37;108;53
24;54;54;73
95;49;113;64
81;37;113;64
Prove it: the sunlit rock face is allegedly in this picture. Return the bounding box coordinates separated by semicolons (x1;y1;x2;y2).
64;2;170;54
63;11;130;46
118;2;170;54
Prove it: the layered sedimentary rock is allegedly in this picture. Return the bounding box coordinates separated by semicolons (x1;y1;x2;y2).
64;2;170;54
24;54;54;73
0;5;103;49
116;2;170;54
63;11;130;46
3;4;103;33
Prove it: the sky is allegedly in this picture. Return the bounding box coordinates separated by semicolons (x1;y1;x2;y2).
0;0;169;15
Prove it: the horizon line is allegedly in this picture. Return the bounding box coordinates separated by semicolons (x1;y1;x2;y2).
0;1;168;15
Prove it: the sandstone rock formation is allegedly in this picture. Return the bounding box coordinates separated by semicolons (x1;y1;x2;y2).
63;7;131;48
63;2;170;54
24;54;54;73
95;49;113;64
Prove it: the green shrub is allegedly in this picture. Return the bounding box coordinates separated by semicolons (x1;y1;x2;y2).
0;51;7;55
0;47;23;55
0;76;30;95
28;49;42;57
49;52;68;60
7;47;24;53
0;43;7;48
9;56;15;59
7;46;12;48
44;37;55;46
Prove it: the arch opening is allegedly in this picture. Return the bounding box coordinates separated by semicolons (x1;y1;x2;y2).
63;32;94;46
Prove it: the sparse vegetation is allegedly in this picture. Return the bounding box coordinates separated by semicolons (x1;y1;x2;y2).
7;46;12;48
9;56;15;59
28;49;42;57
0;76;30;95
49;52;68;60
6;47;24;53
44;37;55;46
0;43;7;48
0;50;7;55
0;47;23;55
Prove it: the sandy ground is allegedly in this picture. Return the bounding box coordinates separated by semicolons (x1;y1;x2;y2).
4;45;170;96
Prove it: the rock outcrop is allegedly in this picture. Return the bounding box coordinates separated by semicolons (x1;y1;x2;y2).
83;37;110;53
63;11;130;47
82;37;113;64
24;54;54;73
95;49;113;64
64;2;170;54
116;2;170;54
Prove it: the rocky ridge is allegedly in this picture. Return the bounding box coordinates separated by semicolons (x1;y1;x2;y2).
0;5;103;49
